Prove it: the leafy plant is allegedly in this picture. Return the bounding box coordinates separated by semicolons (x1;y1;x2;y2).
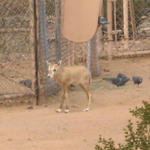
95;101;150;150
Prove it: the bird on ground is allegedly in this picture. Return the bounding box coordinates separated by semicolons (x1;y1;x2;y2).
103;73;130;87
117;73;127;79
19;79;32;88
117;73;130;85
132;76;143;87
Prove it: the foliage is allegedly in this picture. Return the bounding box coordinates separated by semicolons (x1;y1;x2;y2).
95;101;150;150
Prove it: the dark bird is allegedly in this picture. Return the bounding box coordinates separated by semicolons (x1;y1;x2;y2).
19;79;32;88
98;16;109;25
132;76;143;87
117;73;127;79
103;73;130;87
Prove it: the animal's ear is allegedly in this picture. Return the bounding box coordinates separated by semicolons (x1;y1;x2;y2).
58;60;62;66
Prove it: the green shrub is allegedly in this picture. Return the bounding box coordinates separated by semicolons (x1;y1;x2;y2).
95;101;150;150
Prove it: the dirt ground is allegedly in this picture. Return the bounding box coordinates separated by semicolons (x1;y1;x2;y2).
0;56;150;150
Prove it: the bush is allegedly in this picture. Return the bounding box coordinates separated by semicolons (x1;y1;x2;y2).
95;101;150;150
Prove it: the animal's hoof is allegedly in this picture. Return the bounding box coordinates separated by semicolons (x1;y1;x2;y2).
64;109;70;113
83;108;89;112
56;108;62;113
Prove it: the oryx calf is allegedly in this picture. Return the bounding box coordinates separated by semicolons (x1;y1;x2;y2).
47;61;92;113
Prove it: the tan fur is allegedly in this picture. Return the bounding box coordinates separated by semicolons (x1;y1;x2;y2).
47;62;92;113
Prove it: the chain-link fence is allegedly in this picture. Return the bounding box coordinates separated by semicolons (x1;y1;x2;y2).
45;0;88;66
45;0;150;78
38;0;100;98
100;0;150;58
0;0;150;103
0;0;35;103
46;0;100;71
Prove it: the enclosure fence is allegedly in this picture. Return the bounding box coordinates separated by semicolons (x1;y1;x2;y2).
100;0;150;58
0;0;36;104
0;0;150;104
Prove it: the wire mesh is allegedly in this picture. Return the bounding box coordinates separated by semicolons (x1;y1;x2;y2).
1;0;150;101
38;0;150;98
38;0;60;97
47;0;150;66
1;0;148;100
100;0;150;58
40;0;91;96
0;0;35;101
46;0;89;66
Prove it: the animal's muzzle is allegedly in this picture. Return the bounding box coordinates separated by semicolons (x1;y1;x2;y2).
47;73;54;78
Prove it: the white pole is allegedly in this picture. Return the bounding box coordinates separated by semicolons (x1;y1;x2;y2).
123;0;129;49
107;0;113;60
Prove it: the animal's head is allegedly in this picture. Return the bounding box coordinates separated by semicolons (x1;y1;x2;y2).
47;60;62;78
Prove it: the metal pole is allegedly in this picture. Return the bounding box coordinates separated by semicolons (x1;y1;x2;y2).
87;40;92;73
55;0;62;61
123;0;129;49
107;0;113;60
39;0;49;62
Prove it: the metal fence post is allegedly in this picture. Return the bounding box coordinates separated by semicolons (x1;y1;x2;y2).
87;35;100;77
55;0;62;61
38;0;51;102
87;40;92;73
38;0;61;99
39;0;49;63
91;35;100;76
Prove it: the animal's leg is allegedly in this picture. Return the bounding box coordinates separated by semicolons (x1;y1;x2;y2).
80;83;92;112
64;87;70;113
56;88;65;113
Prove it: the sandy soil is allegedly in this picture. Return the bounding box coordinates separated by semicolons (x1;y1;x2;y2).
0;57;150;150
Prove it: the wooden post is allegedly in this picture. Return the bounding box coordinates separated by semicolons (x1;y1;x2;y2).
29;0;40;105
123;0;129;49
29;0;35;90
107;0;113;60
